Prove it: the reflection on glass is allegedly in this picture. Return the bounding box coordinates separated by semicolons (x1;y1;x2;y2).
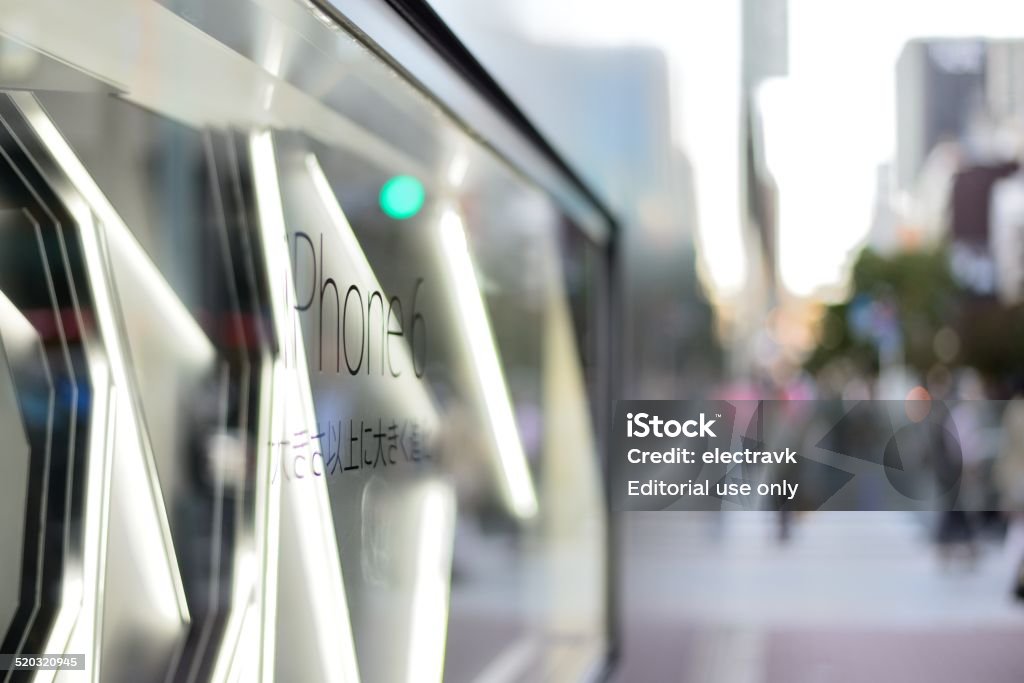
439;208;538;520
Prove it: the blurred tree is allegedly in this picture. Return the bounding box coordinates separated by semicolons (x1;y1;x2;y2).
805;246;1024;384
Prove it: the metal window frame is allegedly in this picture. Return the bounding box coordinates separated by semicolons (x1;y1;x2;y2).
309;0;617;246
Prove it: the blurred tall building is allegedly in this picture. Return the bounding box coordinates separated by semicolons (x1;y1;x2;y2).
986;41;1024;304
741;0;787;290
987;40;1024;123
895;38;1024;303
896;39;988;193
731;0;788;378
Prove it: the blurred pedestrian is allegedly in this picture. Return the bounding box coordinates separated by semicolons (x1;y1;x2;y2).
995;396;1024;598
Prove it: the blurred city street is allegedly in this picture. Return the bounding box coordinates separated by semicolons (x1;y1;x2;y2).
616;512;1024;682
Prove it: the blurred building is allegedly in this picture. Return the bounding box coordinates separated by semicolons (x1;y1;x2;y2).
742;0;787;288
894;38;1024;304
896;39;988;194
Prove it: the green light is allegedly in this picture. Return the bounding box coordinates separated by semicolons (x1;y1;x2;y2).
379;175;425;220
